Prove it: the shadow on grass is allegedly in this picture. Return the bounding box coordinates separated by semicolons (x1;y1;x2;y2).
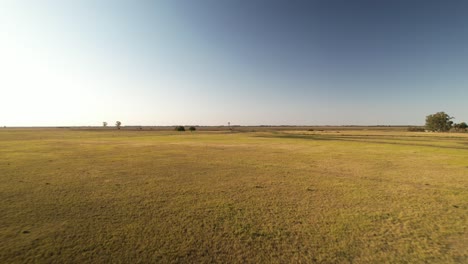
255;133;468;151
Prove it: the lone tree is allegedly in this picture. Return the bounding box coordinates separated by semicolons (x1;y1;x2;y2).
425;112;453;132
175;126;185;131
116;121;122;130
189;126;196;132
103;122;108;127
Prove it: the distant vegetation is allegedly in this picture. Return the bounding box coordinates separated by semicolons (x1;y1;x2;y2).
425;112;466;132
175;126;185;131
115;121;122;130
453;122;468;132
407;126;425;132
103;122;108;127
189;126;196;132
426;112;453;132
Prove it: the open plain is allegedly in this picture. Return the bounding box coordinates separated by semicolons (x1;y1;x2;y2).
0;128;467;263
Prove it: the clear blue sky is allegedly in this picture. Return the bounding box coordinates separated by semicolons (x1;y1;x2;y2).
1;0;467;126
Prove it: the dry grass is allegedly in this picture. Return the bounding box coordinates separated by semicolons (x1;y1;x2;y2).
0;128;467;263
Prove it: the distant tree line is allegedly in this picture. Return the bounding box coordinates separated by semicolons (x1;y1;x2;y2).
100;122;200;132
102;115;466;133
175;126;196;132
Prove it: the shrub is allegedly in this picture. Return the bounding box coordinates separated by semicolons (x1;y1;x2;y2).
407;126;425;132
175;126;185;131
189;126;196;131
452;122;467;132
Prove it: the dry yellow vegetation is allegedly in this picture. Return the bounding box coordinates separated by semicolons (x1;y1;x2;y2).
0;128;467;263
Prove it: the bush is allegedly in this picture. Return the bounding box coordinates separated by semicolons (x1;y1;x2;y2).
189;126;196;131
452;122;467;132
407;126;425;132
175;126;185;131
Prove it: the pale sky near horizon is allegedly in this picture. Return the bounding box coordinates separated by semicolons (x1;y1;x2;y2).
1;0;467;126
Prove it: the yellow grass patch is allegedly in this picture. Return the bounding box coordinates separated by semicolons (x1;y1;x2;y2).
0;129;467;263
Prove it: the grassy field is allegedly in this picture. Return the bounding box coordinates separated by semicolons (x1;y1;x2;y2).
0;128;467;263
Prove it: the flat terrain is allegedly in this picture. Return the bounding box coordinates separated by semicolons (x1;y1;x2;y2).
0;128;467;263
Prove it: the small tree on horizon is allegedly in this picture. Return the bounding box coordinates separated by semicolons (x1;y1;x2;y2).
175;126;185;131
189;126;196;132
425;112;453;132
103;122;108;127
453;122;468;132
116;121;122;130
